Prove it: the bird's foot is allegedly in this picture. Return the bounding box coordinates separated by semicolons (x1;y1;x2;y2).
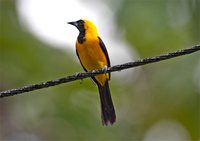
102;66;108;73
75;72;83;84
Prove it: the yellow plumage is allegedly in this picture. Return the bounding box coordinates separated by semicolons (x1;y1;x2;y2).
76;33;109;85
68;19;115;125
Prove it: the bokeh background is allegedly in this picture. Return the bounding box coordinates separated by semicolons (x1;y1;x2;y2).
0;0;200;141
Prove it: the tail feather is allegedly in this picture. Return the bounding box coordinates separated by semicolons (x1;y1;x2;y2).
97;81;116;125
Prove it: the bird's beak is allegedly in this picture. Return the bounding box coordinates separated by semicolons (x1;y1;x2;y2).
68;21;78;27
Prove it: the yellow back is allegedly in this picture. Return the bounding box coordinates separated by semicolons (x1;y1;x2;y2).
83;20;99;38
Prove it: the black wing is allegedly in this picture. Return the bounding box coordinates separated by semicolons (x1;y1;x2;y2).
98;37;111;80
76;37;111;83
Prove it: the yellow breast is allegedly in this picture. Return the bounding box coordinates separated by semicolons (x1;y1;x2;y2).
76;37;109;86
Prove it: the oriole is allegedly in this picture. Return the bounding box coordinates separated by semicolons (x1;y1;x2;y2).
68;19;116;125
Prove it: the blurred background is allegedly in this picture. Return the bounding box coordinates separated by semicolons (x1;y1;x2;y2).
0;0;200;140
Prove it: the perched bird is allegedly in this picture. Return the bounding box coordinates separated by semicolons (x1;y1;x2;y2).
68;19;116;125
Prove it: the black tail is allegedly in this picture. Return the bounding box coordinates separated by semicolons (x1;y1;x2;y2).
97;81;116;125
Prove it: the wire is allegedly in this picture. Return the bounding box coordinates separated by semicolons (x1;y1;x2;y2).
0;44;199;98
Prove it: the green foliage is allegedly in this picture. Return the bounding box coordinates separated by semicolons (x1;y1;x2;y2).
0;0;199;140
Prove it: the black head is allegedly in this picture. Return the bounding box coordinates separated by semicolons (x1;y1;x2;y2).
68;19;86;43
68;20;85;32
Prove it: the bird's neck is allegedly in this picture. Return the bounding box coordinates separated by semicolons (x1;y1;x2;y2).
78;26;99;44
78;28;86;44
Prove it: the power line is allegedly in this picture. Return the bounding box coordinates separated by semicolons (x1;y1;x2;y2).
0;44;200;98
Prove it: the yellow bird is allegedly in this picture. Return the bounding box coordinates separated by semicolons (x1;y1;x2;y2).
68;19;116;125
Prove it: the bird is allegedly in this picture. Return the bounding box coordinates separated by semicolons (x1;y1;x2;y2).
68;19;116;125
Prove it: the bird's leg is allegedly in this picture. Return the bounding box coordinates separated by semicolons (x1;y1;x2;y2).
75;72;84;84
102;65;108;73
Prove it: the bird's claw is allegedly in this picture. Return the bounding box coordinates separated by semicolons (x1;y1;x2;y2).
102;66;108;73
75;72;83;84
